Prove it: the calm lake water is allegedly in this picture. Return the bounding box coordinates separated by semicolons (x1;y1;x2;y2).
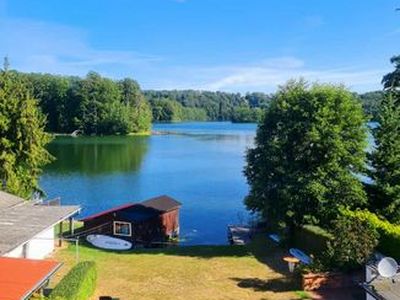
40;122;257;245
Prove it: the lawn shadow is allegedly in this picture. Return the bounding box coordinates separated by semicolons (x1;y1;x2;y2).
228;234;303;295
230;276;300;292
73;232;292;268
65;233;304;297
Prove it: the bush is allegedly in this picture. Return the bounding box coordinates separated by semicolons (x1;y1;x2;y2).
342;209;400;260
292;225;333;255
49;261;97;300
318;214;378;272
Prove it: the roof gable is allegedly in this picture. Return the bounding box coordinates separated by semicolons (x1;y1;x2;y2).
81;195;181;222
140;195;182;212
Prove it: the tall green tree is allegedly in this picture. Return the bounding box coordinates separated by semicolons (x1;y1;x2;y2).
23;73;72;132
382;55;400;90
76;72;125;135
0;63;52;198
119;78;152;133
369;56;400;223
244;80;368;229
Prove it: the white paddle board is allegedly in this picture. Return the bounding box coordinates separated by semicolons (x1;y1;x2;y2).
86;234;132;250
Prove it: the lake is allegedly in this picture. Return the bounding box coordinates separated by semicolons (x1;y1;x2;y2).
40;122;257;245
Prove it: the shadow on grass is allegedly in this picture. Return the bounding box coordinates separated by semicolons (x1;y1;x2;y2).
72;232;291;269
62;233;304;297
230;276;300;292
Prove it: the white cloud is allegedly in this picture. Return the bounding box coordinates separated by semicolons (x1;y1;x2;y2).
151;59;387;93
200;65;386;92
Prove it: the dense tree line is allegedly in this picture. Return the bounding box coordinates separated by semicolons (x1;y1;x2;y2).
150;98;208;122
357;91;385;121
17;71;152;135
145;89;383;123
6;69;386;132
144;90;272;122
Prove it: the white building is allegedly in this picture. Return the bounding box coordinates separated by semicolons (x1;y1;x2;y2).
0;191;80;259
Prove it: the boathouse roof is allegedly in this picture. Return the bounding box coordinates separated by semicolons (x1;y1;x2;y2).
81;195;182;222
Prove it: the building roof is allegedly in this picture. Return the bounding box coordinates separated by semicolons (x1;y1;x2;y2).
0;191;80;255
140;195;182;212
0;191;25;210
81;195;181;222
363;277;400;300
362;256;400;300
0;257;61;300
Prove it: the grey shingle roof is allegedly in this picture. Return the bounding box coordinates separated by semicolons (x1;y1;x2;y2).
0;191;25;209
0;191;80;255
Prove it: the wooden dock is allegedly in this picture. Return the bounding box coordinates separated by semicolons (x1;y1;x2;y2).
227;225;252;245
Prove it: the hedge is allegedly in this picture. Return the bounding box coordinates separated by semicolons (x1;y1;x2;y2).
292;225;333;255
342;209;400;261
49;261;97;300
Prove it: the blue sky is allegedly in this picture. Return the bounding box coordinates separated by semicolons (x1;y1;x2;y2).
0;0;399;92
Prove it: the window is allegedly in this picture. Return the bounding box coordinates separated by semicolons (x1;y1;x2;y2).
113;221;132;237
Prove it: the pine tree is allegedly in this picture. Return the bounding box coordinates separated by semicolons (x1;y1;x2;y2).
369;56;400;223
0;67;53;198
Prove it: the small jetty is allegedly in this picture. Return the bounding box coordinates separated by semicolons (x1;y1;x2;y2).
227;225;252;245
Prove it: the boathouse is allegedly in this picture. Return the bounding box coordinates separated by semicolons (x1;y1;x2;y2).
81;195;182;245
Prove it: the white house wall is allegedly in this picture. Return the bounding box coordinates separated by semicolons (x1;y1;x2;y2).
3;226;55;259
26;227;55;259
3;244;24;258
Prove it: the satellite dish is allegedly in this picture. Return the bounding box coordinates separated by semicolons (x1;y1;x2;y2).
377;257;398;278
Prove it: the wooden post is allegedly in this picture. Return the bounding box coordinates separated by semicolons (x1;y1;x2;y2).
69;217;75;235
58;221;63;247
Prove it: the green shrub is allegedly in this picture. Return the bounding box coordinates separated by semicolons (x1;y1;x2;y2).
292;225;333;255
342;209;400;260
49;261;97;300
319;214;379;272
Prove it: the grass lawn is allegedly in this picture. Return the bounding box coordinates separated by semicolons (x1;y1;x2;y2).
52;235;309;300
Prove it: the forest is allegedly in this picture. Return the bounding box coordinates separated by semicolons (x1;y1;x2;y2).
145;89;384;123
16;71;152;135
9;70;385;135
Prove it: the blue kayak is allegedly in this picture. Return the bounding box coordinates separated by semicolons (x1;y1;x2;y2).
289;248;312;265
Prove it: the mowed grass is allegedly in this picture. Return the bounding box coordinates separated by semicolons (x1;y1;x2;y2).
52;235;307;300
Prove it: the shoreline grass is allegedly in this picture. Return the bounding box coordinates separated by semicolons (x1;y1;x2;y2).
51;234;307;300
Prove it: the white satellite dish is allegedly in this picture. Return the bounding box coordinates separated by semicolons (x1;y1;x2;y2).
377;257;398;278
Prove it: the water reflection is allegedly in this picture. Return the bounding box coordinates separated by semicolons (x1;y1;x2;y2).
45;136;149;175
